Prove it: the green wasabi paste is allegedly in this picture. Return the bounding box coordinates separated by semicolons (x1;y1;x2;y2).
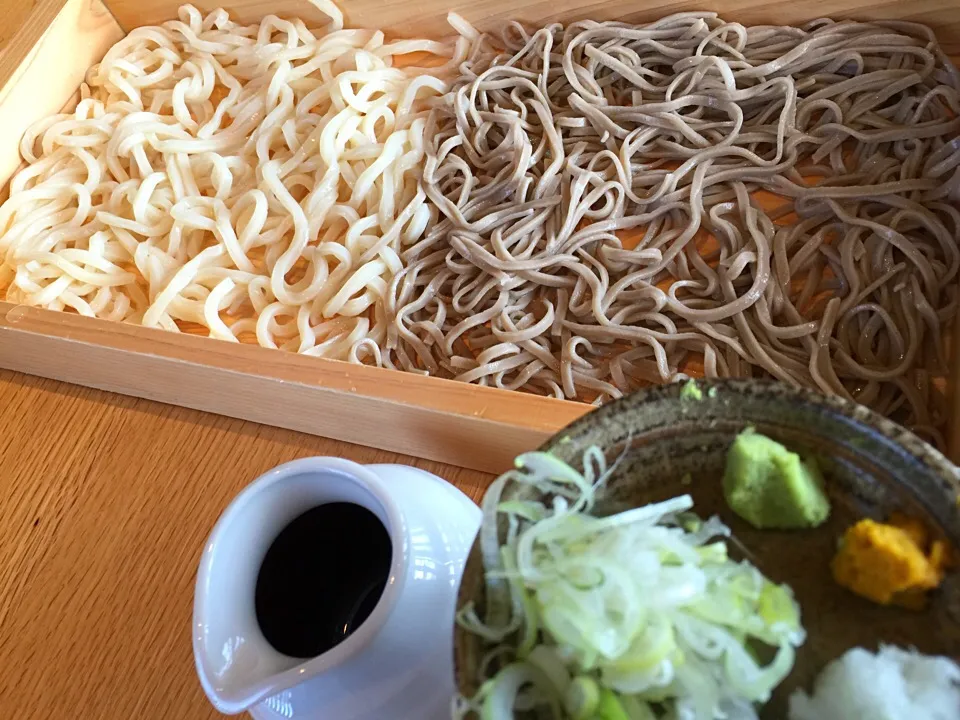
681;380;703;401
722;429;830;530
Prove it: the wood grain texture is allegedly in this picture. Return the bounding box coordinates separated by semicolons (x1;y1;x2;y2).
0;368;494;718
0;0;123;184
0;302;590;473
102;0;960;52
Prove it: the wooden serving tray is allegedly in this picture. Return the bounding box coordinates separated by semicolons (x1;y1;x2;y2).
1;0;959;473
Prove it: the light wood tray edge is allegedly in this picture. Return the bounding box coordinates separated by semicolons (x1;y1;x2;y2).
0;301;591;472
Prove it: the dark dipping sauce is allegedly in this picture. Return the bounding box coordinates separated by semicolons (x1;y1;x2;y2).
255;502;392;658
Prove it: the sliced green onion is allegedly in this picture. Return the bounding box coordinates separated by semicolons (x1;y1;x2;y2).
458;448;804;720
595;688;631;720
480;663;560;720
565;676;600;719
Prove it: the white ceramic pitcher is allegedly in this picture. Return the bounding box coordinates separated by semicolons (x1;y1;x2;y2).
192;457;481;719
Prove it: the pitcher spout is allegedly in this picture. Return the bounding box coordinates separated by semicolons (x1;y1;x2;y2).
193;621;291;714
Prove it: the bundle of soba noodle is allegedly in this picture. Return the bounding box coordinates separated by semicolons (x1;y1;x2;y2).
384;13;960;443
0;1;461;359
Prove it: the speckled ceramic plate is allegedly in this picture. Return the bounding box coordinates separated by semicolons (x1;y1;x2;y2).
454;379;960;717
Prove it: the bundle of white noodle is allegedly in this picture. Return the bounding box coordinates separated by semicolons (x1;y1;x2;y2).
0;1;464;361
456;450;805;719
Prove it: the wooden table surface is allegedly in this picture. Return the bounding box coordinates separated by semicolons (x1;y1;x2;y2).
0;369;493;718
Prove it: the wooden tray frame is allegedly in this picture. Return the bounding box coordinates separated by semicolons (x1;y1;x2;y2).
0;0;958;473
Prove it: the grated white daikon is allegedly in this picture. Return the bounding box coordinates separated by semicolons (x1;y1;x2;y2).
788;645;960;720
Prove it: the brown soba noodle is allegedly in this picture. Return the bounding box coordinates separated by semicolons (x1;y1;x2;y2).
382;13;960;444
